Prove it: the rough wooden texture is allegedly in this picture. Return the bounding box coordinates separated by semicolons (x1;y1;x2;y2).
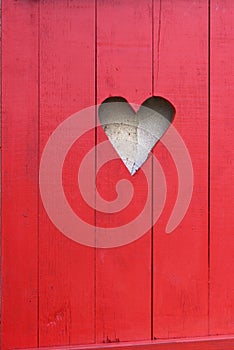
20;335;234;350
39;0;95;346
1;0;234;349
96;0;152;342
153;0;209;338
210;0;234;334
1;1;39;349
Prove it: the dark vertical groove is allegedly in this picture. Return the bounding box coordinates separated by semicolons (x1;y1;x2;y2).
151;0;154;340
0;0;2;346
208;0;211;335
152;0;155;97
155;0;162;85
37;1;41;347
94;0;97;344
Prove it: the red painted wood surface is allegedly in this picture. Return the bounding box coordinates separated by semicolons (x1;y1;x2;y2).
1;1;234;349
153;0;209;338
96;0;152;342
210;0;234;335
1;1;39;349
39;0;95;347
20;335;234;350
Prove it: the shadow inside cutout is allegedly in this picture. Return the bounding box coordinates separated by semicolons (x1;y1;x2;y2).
98;96;176;175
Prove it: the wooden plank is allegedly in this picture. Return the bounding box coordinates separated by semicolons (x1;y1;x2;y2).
96;0;153;342
21;335;234;350
210;0;234;334
153;0;209;337
39;1;95;346
1;1;39;349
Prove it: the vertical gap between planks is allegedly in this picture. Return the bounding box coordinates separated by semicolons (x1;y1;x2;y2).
155;0;162;86
151;0;154;341
94;0;97;344
151;0;161;340
208;0;211;336
37;0;41;347
0;0;2;346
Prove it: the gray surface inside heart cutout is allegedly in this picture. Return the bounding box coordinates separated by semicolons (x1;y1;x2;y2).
98;96;175;175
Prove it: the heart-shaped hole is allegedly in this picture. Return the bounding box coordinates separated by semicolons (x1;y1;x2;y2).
98;96;175;175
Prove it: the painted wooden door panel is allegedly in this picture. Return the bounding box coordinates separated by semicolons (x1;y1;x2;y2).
96;0;152;342
39;0;95;347
1;0;234;349
210;0;234;335
153;0;209;338
2;1;39;349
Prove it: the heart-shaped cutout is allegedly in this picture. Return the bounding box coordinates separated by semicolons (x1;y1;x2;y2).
98;96;175;175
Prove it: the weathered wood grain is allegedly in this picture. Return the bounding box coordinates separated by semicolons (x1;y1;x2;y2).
153;0;209;338
210;0;234;334
96;0;153;342
21;335;234;350
39;0;95;346
1;1;39;349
